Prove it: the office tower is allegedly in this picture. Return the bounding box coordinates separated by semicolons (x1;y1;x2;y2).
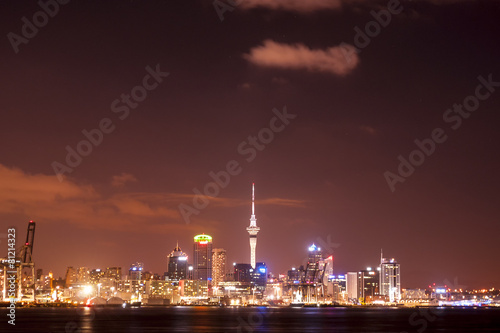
76;267;90;283
380;251;401;302
322;255;334;286
287;267;300;283
187;265;194;280
129;262;144;280
246;183;260;269
89;268;105;284
64;267;77;287
193;234;213;281
346;272;358;301
305;244;323;283
105;267;122;281
233;263;253;283
167;242;188;281
252;262;267;297
329;274;347;291
358;268;379;302
329;274;347;302
212;248;226;287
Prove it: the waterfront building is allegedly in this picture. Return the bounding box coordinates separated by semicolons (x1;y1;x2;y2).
346;272;358;301
358;268;379;303
380;251;401;302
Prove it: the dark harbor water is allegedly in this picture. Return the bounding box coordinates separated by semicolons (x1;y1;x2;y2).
2;306;499;332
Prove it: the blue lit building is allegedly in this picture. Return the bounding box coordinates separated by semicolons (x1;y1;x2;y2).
252;262;267;298
129;262;144;280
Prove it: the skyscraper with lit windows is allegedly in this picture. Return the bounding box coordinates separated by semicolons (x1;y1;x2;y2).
358;268;379;302
252;262;267;298
305;244;323;283
380;251;401;302
167;242;188;281
193;234;213;281
211;248;226;287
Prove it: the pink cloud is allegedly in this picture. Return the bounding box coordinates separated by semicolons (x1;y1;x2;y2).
0;164;304;232
111;172;138;187
237;0;471;12
240;0;343;12
244;40;359;76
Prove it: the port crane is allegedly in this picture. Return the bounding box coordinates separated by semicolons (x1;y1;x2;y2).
1;220;36;302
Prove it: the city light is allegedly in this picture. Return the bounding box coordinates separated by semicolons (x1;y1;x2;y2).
194;234;212;243
83;285;93;295
308;244;319;252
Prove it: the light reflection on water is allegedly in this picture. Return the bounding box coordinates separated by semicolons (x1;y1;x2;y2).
1;306;499;332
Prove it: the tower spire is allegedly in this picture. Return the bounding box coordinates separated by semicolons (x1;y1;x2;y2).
252;182;255;216
247;183;260;269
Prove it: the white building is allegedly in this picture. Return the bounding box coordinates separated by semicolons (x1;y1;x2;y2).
379;251;401;302
346;272;358;301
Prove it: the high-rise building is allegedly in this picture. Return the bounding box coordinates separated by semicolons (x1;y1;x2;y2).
287;267;300;283
246;183;260;269
346;272;358;301
358;268;379;302
322;255;334;286
129;262;144;280
233;263;253;283
193;234;213;281
212;248;226;287
380;251;401;302
65;267;77;287
305;244;332;284
328;274;347;302
76;267;90;284
329;274;347;291
167;243;188;281
89;268;105;284
105;267;122;281
252;262;267;297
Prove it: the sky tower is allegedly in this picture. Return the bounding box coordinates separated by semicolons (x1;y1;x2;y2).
246;183;260;269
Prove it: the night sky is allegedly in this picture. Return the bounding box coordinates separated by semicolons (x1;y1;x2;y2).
1;0;499;289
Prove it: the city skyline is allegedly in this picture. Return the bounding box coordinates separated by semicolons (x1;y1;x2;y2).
3;194;498;289
18;226;492;293
1;0;499;290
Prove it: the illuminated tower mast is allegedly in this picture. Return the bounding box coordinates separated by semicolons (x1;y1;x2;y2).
246;183;260;269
